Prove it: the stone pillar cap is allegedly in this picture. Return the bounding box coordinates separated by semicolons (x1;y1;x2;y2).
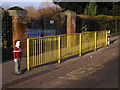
61;10;76;17
7;6;27;17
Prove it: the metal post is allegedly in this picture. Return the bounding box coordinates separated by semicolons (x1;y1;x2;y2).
58;36;61;64
94;32;97;51
27;39;30;70
106;30;108;46
79;33;82;57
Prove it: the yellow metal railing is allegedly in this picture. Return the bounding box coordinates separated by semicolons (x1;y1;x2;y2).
27;30;108;70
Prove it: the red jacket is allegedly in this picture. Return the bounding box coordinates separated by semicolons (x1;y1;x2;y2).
13;46;21;59
108;34;110;38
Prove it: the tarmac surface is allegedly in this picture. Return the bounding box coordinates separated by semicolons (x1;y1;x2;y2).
2;36;119;89
36;55;118;88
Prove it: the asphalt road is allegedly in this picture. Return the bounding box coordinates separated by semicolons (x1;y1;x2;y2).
34;56;118;88
54;56;118;88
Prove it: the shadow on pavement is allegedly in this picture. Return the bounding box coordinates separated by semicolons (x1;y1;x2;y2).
110;39;117;44
21;68;27;74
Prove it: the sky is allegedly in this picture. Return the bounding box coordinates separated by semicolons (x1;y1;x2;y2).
0;0;55;9
0;0;120;9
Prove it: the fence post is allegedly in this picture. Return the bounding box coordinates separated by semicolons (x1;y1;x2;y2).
79;33;82;57
27;39;30;71
58;36;61;64
94;32;97;51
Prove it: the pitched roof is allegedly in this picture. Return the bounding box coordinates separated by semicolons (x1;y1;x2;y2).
7;6;25;10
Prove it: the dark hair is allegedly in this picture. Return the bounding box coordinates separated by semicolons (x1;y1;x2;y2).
14;40;20;45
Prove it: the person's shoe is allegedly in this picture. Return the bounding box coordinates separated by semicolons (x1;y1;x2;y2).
14;71;21;75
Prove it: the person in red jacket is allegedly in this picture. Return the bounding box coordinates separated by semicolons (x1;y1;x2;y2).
13;40;22;75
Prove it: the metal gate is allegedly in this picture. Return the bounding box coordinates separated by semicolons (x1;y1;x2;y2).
27;14;67;38
2;10;13;61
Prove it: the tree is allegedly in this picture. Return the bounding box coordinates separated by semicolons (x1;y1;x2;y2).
25;6;38;18
25;5;61;19
52;1;119;15
84;2;97;16
112;2;120;16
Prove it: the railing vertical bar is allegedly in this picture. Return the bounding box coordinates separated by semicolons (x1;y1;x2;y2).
38;39;40;65
45;39;46;63
35;39;37;66
44;39;46;63
95;32;97;51
50;38;51;62
37;39;39;65
33;40;34;67
106;30;108;46
79;33;82;57
52;38;55;59
58;36;61;64
40;39;42;64
27;39;30;70
36;39;39;65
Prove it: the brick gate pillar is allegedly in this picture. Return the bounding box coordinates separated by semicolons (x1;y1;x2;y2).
8;7;28;57
62;10;76;47
64;10;76;34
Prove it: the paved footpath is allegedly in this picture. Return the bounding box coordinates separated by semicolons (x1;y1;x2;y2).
2;36;119;89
